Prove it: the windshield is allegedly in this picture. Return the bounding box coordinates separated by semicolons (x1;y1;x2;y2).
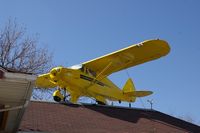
68;64;96;77
68;64;82;70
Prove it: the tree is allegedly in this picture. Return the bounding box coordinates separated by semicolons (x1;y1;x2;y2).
0;19;52;74
0;19;53;101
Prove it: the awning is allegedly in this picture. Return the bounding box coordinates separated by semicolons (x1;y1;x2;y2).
0;67;36;133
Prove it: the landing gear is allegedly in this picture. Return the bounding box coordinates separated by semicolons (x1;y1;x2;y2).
63;88;71;102
53;89;64;102
96;101;106;105
53;88;71;103
54;95;62;102
63;94;70;102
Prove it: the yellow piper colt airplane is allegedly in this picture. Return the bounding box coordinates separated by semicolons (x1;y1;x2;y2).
35;39;170;105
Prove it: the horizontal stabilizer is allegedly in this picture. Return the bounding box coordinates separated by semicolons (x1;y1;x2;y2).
125;91;153;97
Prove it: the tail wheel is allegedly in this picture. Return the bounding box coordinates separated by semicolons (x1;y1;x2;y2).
96;101;106;105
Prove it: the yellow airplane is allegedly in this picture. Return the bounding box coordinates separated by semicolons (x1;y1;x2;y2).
35;39;170;105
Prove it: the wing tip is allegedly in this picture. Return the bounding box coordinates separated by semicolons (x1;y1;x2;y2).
143;39;171;56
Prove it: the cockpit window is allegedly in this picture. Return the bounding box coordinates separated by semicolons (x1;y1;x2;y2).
69;64;96;77
88;69;96;77
80;66;84;72
69;64;82;70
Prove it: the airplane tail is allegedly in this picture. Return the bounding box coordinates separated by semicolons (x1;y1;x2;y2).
122;78;153;98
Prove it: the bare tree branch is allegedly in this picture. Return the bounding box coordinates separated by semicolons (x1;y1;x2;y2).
0;19;52;74
0;19;54;101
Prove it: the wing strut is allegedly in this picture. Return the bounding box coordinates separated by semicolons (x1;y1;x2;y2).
96;62;112;80
84;62;113;92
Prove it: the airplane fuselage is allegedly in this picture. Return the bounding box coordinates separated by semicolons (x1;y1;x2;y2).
50;66;134;103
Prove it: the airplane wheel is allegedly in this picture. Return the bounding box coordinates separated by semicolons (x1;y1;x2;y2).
53;96;61;102
53;89;64;102
97;101;106;105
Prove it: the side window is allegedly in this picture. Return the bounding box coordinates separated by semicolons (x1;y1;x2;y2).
88;69;96;77
80;66;84;72
85;68;89;75
82;67;96;77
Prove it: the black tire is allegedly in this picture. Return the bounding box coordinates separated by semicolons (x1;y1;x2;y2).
53;96;61;102
97;101;106;105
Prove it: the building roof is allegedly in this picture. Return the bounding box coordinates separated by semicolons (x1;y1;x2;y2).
19;101;200;133
0;66;33;74
0;67;36;133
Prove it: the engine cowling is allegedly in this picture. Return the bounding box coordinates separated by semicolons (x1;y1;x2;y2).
50;67;63;83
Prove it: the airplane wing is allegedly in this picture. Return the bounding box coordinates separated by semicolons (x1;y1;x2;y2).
35;73;57;88
83;39;170;78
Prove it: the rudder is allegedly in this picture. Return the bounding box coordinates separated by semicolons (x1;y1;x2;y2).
123;78;135;94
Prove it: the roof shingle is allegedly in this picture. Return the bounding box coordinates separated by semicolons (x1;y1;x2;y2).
19;101;200;133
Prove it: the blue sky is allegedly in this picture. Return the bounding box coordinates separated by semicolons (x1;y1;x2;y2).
1;0;200;124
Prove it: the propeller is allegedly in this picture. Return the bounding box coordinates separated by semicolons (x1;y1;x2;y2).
49;67;63;83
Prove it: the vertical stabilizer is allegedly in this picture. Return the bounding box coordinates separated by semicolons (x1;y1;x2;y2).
123;78;135;94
